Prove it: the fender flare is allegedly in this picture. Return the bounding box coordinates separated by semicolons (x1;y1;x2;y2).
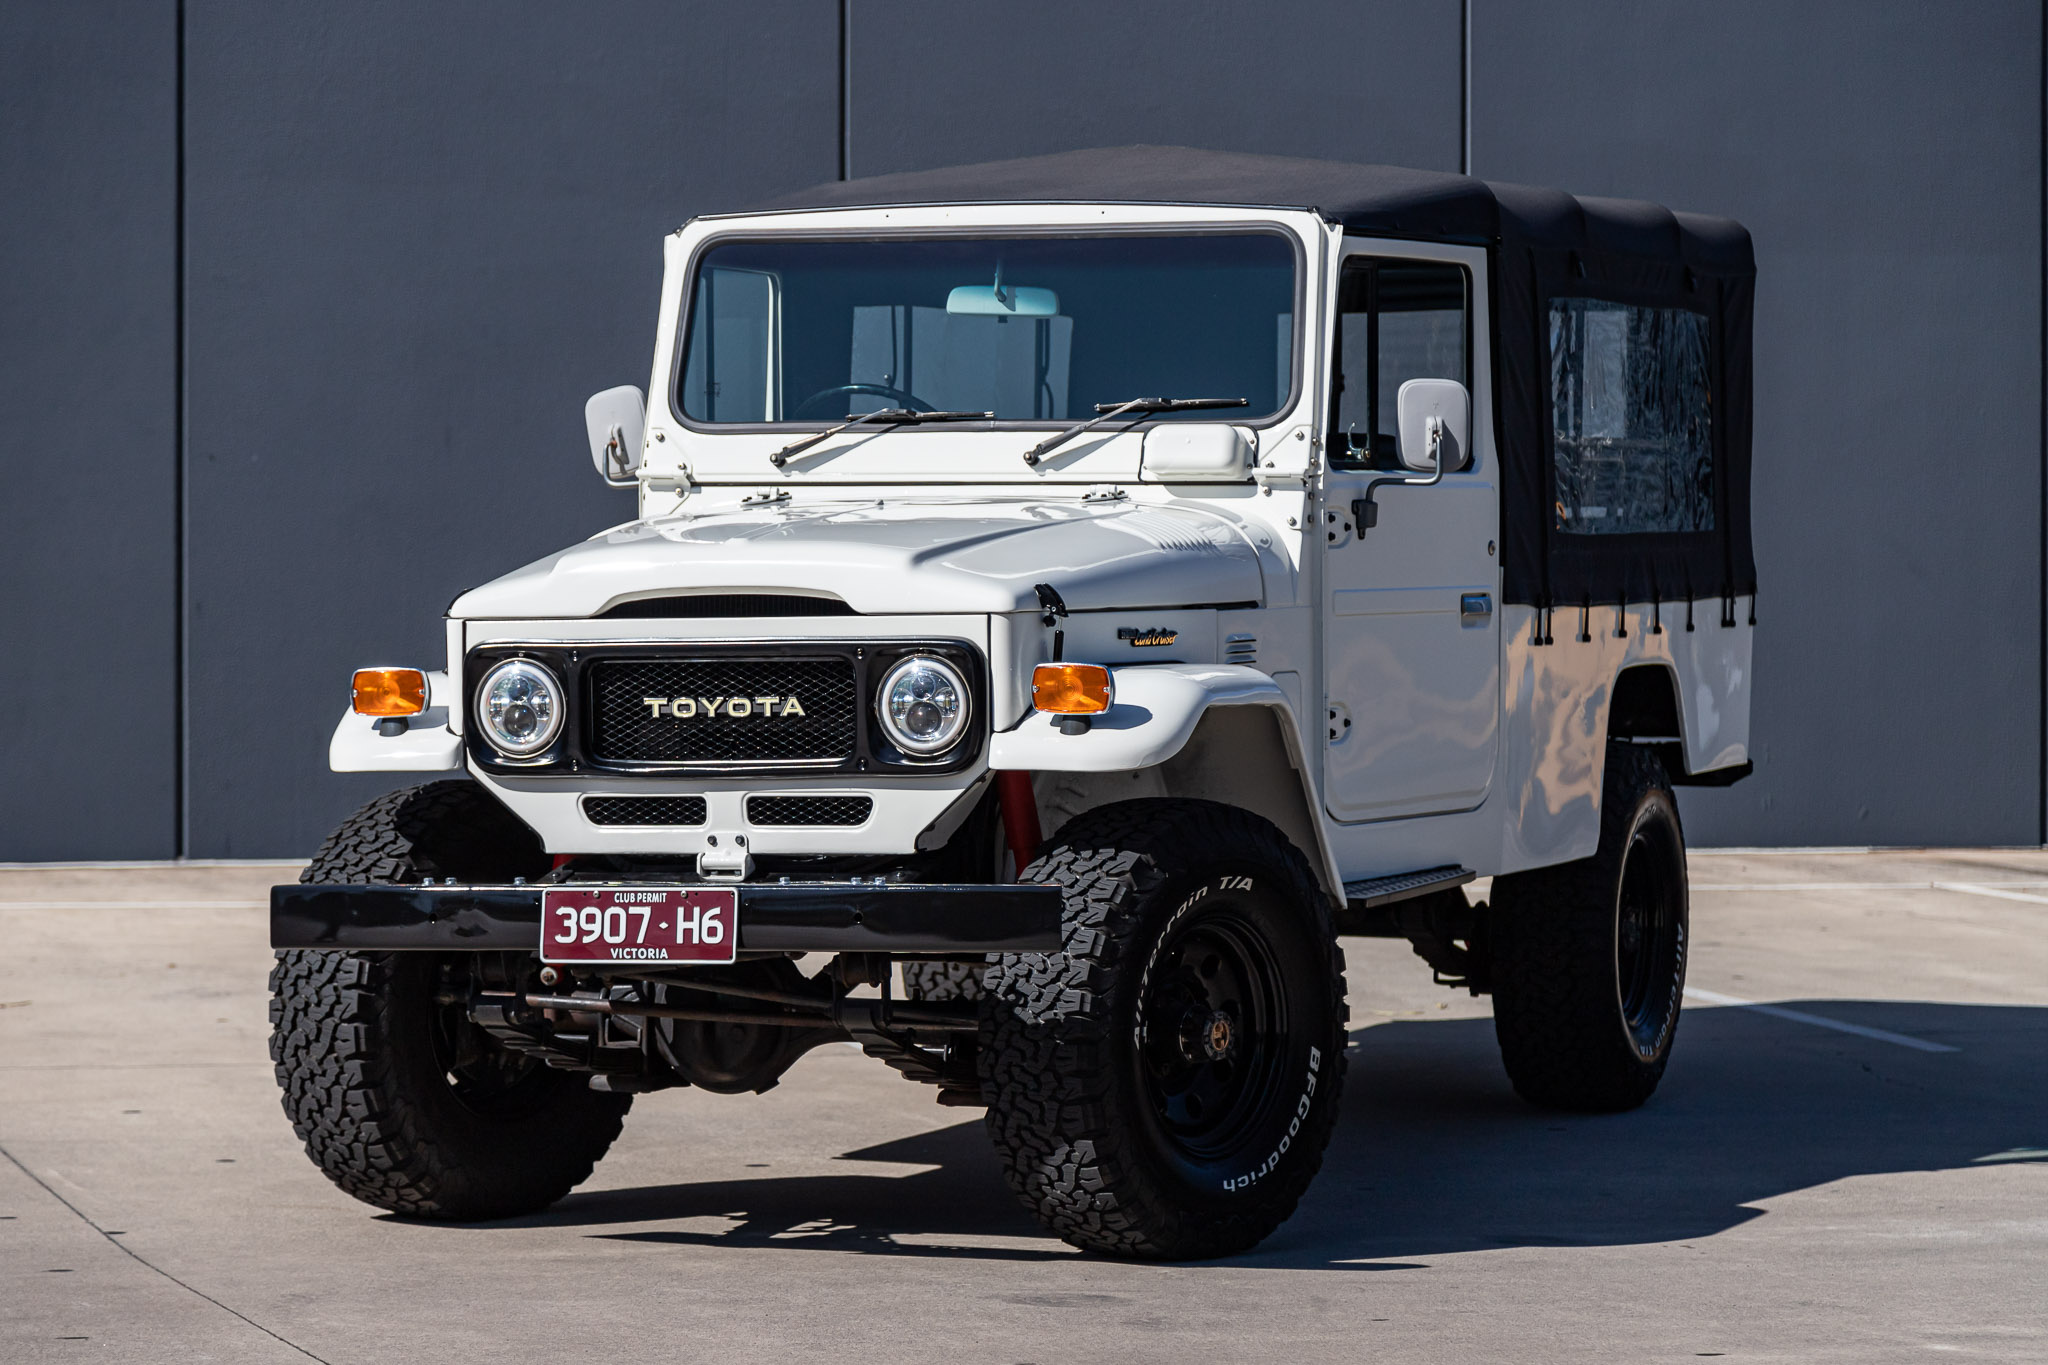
988;663;1292;772
988;664;1343;897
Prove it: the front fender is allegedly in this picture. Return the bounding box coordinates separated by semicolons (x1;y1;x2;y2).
328;670;463;773
987;664;1293;772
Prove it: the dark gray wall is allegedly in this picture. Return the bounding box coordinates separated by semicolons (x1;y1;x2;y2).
2;2;2042;856
0;3;180;860
848;0;1463;177
180;2;838;855
1468;0;2045;846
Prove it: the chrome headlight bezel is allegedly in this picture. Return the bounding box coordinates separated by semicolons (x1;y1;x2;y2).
476;658;565;758
875;654;973;758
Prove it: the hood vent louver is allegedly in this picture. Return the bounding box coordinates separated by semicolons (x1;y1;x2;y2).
600;594;858;619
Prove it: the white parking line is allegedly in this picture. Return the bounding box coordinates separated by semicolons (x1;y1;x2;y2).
1931;882;2048;906
1692;880;2048;892
1683;987;1958;1053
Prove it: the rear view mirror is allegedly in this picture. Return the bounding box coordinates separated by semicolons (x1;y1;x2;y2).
946;285;1059;317
586;385;646;486
1395;378;1471;473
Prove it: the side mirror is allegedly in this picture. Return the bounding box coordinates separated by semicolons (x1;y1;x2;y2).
585;385;646;486
1395;378;1471;474
1141;423;1251;481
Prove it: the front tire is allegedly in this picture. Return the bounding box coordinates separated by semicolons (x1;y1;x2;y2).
1489;743;1689;1111
270;782;630;1219
979;800;1347;1259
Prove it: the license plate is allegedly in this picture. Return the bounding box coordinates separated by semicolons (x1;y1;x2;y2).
539;887;738;965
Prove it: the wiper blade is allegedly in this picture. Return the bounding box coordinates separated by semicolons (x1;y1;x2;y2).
1023;397;1249;466
770;408;992;467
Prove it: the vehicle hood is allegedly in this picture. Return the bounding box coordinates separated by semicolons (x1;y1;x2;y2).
450;497;1270;618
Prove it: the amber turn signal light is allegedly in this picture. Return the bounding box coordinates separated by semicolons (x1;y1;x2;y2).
1031;663;1113;715
352;668;428;717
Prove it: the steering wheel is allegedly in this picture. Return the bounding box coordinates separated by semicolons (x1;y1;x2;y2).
791;383;935;419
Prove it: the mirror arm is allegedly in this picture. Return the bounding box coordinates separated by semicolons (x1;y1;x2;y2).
1350;416;1445;535
604;424;633;481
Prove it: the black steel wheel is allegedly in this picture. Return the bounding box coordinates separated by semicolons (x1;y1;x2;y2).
980;799;1347;1260
1490;743;1690;1111
1136;908;1290;1164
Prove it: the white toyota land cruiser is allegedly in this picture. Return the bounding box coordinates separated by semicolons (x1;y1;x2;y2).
270;147;1756;1260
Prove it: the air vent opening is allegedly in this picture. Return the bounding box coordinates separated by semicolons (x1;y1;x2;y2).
584;795;709;827
600;594;857;619
745;795;873;827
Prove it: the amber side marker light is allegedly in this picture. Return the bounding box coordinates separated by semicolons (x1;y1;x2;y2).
1031;663;1113;715
352;668;428;716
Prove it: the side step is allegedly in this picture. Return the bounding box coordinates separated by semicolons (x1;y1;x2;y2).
1337;866;1474;939
1342;865;1474;912
1336;865;1490;994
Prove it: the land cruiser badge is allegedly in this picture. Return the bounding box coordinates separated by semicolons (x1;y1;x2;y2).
1117;626;1178;648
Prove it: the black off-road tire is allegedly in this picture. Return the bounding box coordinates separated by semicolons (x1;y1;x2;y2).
1489;743;1689;1112
902;958;987;1003
979;799;1347;1260
270;781;630;1219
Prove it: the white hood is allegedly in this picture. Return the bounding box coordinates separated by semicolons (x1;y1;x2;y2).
450;497;1271;619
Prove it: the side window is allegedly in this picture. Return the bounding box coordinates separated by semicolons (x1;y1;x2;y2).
1330;260;1469;470
1549;299;1713;534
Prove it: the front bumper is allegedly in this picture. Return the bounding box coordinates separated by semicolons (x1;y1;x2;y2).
271;881;1063;955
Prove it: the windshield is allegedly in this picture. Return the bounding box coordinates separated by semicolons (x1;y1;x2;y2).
677;233;1297;425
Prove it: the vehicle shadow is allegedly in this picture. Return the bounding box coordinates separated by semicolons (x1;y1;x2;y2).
529;1000;2048;1268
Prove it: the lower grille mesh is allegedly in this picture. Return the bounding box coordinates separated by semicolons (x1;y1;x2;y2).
583;796;709;827
745;795;873;827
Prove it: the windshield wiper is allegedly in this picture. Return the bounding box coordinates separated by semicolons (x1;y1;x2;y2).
770;408;993;468
1022;397;1250;466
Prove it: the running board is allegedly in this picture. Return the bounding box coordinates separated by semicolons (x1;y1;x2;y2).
1338;865;1475;937
1343;865;1474;909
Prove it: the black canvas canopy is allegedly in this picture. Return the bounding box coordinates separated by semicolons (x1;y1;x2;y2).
756;146;1757;617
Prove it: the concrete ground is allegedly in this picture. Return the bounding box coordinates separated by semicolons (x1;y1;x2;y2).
2;851;2044;1364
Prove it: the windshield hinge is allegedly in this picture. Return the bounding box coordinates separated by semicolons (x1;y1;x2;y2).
643;463;692;498
1252;426;1317;487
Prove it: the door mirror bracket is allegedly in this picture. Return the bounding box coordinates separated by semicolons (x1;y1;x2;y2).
1349;378;1470;536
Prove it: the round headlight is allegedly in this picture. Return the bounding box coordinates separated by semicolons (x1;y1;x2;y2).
477;659;564;758
877;655;971;757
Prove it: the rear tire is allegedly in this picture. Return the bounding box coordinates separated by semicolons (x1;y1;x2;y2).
1489;743;1689;1111
270;781;630;1219
901;959;987;1002
979;799;1347;1259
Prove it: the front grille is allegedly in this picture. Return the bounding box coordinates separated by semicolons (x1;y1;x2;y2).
587;657;858;766
746;795;873;827
584;795;708;827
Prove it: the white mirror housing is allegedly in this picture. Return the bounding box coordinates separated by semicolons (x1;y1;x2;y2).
1140;423;1251;482
1395;378;1471;474
585;385;647;486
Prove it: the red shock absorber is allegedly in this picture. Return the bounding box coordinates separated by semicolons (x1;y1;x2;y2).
995;770;1043;879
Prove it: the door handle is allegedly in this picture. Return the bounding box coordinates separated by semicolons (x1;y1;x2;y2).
1460;593;1492;622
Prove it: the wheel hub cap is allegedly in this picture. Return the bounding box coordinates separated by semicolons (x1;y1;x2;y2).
1181;1008;1236;1062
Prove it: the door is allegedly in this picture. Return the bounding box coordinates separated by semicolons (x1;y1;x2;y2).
1321;250;1500;822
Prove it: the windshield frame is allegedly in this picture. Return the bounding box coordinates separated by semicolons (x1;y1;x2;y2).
665;222;1307;435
